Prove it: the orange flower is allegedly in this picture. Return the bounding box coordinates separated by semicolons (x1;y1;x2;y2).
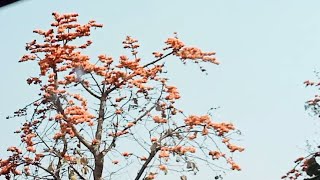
152;52;163;58
127;122;135;128
122;152;132;157
231;163;241;171
12;169;22;175
35;153;44;161
294;157;304;163
26;146;36;153
140;156;147;161
88;121;94;126
188;134;197;140
202;127;209;135
112;160;119;164
153;116;167;123
209;150;224;159
165;37;184;50
165;86;180;100
159;164;167;171
115;96;126;102
63;154;77;163
222;138;230;143
115;109;123;114
145;172;157;180
24;166;30;175
159;151;170;158
92;139;100;145
227;144;244;153
227;158;241;171
151;137;158;142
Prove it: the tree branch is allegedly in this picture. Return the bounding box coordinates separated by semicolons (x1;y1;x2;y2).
101;103;157;156
52;67;93;153
134;149;158;180
81;81;101;99
34;163;60;180
143;51;174;68
94;84;106;146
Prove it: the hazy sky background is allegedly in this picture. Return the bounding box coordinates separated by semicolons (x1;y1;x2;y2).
1;0;320;180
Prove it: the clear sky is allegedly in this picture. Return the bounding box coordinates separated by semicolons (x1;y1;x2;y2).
1;0;320;180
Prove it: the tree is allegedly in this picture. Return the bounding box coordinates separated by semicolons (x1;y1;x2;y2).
0;12;244;180
282;79;320;180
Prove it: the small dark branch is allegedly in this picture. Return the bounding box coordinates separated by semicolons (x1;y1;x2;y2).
61;136;68;156
134;149;158;180
54;137;68;179
127;103;157;129
81;81;101;99
119;91;133;110
127;84;164;128
105;85;118;95
69;165;87;180
34;163;60;180
104;80;127;97
143;51;174;68
70;123;93;151
55;157;62;179
7;98;42;119
89;72;103;93
101;136;117;156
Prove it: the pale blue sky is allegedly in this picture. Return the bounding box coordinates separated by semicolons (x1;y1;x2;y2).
1;0;320;180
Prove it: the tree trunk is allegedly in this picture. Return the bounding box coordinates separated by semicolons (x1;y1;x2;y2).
93;154;104;180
